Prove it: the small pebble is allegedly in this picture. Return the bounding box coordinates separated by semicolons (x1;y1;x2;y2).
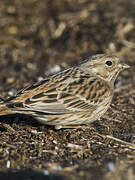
43;170;49;175
53;140;57;144
107;162;115;172
7;160;11;168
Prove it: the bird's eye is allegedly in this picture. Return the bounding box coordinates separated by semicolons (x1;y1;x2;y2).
105;60;112;66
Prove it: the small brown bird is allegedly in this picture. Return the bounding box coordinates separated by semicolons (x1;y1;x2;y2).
0;54;129;129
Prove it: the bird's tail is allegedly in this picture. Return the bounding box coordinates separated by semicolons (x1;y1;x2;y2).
0;97;19;116
0;103;17;116
0;97;5;104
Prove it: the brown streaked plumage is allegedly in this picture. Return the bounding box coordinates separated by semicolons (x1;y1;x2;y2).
0;54;129;129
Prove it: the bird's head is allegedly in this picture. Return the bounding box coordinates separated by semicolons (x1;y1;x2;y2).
80;54;129;82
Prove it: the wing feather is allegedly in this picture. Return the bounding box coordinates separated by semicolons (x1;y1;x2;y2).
10;87;97;114
7;75;105;115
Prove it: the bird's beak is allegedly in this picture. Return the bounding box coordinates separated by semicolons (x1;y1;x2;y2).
122;63;130;69
118;62;130;69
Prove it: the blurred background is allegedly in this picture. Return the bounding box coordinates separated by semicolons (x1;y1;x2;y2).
0;0;134;98
0;0;135;179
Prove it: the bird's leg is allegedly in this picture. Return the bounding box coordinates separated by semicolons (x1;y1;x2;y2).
55;125;88;130
55;125;86;130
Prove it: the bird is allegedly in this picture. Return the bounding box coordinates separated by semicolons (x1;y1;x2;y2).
0;54;129;129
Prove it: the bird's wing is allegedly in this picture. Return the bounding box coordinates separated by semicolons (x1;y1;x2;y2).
9;90;97;114
6;78;98;114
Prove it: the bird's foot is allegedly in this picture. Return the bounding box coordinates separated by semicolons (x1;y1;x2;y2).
55;125;84;130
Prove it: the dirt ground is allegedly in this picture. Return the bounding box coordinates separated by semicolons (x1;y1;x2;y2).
0;0;135;179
